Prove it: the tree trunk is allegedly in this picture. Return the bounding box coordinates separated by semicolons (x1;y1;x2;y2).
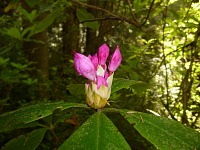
62;7;79;58
21;1;49;100
85;0;99;54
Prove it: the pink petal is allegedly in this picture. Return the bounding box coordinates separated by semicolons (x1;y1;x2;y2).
98;43;109;65
74;52;96;81
108;45;122;72
89;53;98;71
97;76;108;89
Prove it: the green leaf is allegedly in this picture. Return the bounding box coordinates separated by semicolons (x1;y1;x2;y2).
0;102;88;132
5;27;21;39
111;78;149;93
66;84;85;95
17;7;37;22
168;8;180;20
25;0;40;8
21;26;33;37
0;57;9;66
67;79;149;95
29;10;59;36
2;128;47;150
133;0;146;13
10;62;28;70
120;110;200;150
58;111;131;150
22;78;38;85
0;69;21;83
190;107;200;112
76;9;99;30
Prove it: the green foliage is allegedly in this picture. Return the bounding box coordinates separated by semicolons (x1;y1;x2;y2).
0;57;30;84
59;111;131;150
18;6;37;23
29;10;60;37
112;78;149;93
120;110;200;150
2;128;47;150
0;102;87;132
67;84;85;96
1;0;200;149
67;78;149;96
76;8;99;29
4;27;21;39
1;102;200;149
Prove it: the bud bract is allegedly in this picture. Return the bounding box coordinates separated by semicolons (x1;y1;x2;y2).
85;73;113;109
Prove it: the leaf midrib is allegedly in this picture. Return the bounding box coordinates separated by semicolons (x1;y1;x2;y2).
96;111;101;150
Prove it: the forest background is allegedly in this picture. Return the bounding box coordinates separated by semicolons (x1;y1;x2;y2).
0;0;200;149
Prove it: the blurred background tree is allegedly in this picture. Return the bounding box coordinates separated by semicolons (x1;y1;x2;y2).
0;0;200;149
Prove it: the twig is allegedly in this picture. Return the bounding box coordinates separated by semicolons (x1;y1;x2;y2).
125;0;138;23
78;16;121;23
141;0;155;26
72;0;140;27
162;1;170;115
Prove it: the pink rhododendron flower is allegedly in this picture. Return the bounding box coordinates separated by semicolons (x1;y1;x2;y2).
88;54;98;71
74;43;122;109
98;43;109;65
108;46;122;72
74;52;96;81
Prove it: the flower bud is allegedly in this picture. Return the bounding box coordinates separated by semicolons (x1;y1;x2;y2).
74;43;121;109
74;52;96;81
98;43;109;65
108;46;122;72
85;73;113;109
88;54;98;71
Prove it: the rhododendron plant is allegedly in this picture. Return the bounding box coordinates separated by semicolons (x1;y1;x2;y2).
74;43;122;109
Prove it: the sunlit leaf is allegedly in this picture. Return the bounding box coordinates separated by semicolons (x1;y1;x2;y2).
190;107;200;112
120;110;200;150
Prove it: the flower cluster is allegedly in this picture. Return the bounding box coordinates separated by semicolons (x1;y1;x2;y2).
74;43;122;109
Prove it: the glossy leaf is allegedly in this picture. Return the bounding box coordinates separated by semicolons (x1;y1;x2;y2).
111;78;149;93
2;128;47;150
0;102;88;132
58;111;131;150
120;110;200;150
